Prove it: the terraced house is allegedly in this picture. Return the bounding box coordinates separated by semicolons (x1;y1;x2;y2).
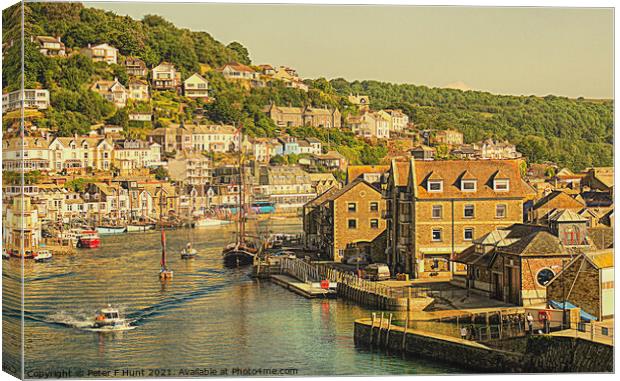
384;158;531;279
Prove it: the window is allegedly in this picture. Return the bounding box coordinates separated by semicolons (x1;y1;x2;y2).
461;180;477;192
370;219;379;229
370;202;379;212
347;203;357;212
496;204;507;218
348;219;357;229
494;179;510;191
464;204;475;218
536;268;555;287
432;228;442;242
428;180;443;192
432;205;442;219
464;228;474;241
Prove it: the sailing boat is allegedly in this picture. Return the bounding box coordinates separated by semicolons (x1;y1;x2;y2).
159;228;173;279
222;124;259;267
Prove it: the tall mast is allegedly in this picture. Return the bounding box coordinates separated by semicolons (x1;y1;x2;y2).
160;227;167;270
237;123;245;243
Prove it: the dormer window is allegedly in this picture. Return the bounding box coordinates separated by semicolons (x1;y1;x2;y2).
428;180;443;192
494;179;510;191
461;180;477;192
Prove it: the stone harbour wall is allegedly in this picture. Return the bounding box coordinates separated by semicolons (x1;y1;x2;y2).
354;319;613;373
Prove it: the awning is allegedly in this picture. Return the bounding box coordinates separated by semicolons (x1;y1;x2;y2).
549;300;598;322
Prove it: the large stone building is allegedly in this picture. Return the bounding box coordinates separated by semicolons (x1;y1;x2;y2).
384;158;531;278
264;104;341;128
303;179;386;262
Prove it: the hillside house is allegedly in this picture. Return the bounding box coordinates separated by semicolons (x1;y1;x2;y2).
2;89;50;113
32;35;65;56
123;56;148;77
127;78;150;102
183;73;209;99
81;43;118;64
152;62;181;90
90;78;127;108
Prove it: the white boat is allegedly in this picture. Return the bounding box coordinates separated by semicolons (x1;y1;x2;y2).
92;305;131;330
2;248;10;260
194;217;232;227
96;225;127;235
126;223;155;232
34;250;53;262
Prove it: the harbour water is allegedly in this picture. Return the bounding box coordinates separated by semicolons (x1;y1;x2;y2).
3;220;464;376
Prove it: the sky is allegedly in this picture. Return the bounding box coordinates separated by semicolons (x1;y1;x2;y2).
87;2;614;99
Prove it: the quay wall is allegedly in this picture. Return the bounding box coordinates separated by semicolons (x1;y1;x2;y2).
336;282;408;310
354;319;613;373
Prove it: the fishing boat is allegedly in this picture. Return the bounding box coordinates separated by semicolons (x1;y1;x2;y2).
92;305;131;330
76;230;101;249
96;225;127;235
159;228;173;280
34;250;53;262
126;223;155;232
222;123;261;267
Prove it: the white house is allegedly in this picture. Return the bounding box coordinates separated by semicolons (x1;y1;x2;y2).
81;43;118;64
2;137;50;172
220;62;258;80
90;78;127;108
183;73;209;99
48;137;114;172
2;89;50;113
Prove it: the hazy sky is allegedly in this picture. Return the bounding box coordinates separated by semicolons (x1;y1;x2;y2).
87;2;614;98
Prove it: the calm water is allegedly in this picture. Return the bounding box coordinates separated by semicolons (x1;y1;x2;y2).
3;220;464;377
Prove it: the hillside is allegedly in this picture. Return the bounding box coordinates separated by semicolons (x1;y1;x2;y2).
2;2;614;170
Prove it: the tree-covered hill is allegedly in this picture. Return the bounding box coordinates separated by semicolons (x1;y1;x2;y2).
2;1;249;90
311;79;613;170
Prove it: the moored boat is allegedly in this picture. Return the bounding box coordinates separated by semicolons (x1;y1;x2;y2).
194;217;232;227
34;250;53;262
126;223;155;232
76;230;101;249
222;243;257;267
96;225;127;235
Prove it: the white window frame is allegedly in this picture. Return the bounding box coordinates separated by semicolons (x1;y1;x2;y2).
428;180;443;193
494;179;510;191
461;180;477;192
431;228;442;242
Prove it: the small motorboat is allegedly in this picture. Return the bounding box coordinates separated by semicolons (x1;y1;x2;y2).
180;243;198;259
93;305;131;330
34;250;53;262
2;248;10;260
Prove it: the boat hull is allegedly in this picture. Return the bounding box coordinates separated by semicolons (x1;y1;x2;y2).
77;238;101;249
96;226;127;235
126;224;154;232
222;249;255;267
194;218;232;227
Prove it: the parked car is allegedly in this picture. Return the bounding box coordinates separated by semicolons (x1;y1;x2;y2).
364;263;391;281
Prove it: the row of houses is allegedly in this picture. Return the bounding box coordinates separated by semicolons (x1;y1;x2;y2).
2;136;162;173
264;104;342;129
221;62;309;91
345;109;410;139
